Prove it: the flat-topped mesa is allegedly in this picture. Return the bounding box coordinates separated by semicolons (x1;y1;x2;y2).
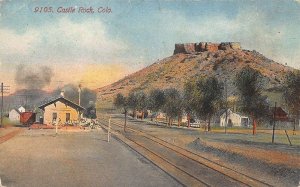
173;42;241;55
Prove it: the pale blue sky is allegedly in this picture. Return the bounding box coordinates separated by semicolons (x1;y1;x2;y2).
0;0;300;90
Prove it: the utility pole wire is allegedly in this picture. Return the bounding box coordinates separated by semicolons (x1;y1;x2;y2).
78;84;82;106
108;116;111;142
272;102;277;143
224;80;228;134
15;94;34;108
1;83;2;128
1;82;10;128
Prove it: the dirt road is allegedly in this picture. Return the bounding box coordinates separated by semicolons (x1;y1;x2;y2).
0;128;180;187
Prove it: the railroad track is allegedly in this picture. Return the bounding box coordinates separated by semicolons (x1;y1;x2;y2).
98;115;272;187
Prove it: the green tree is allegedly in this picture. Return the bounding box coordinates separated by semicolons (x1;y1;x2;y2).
163;88;182;126
135;91;148;120
193;76;223;131
127;91;138;118
183;80;196;127
283;70;300;132
127;90;148;119
148;89;166;122
235;67;269;135
113;93;128;132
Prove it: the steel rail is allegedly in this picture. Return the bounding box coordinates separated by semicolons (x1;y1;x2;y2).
98;120;210;186
100;116;272;187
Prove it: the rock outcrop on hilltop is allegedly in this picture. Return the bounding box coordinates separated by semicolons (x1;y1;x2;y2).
97;42;295;104
173;42;241;54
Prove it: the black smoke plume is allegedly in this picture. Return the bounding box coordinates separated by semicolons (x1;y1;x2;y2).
52;84;96;109
15;64;53;90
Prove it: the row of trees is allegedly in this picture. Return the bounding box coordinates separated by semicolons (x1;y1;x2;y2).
114;77;222;131
114;67;300;134
283;70;300;128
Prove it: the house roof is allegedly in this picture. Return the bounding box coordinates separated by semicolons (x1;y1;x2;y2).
38;96;85;111
10;108;21;114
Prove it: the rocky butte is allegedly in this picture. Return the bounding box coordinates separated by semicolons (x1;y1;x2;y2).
97;41;296;107
173;42;241;54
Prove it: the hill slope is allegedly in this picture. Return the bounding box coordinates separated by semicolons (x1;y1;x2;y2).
97;44;295;105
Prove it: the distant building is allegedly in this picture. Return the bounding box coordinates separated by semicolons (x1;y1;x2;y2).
155;112;166;120
17;106;26;113
271;107;289;121
38;96;85;125
8;106;26;122
181;115;188;123
270;107;295;128
220;109;249;127
9;109;21;122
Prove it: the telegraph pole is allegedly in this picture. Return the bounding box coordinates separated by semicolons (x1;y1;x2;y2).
272;102;277;143
108;116;111;142
224;80;228;134
1;83;3;128
78;84;82;106
0;83;10;128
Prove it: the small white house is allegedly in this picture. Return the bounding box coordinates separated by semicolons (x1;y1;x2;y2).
220;109;249;127
181;115;188;123
17;106;25;113
9;109;21;122
8;106;26;122
181;114;195;123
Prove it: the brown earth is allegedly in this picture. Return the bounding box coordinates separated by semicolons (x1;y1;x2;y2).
197;138;300;168
29;124;88;132
97;46;296;106
0;127;23;144
29;123;55;129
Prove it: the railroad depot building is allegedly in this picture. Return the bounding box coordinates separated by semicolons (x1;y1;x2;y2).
39;96;85;125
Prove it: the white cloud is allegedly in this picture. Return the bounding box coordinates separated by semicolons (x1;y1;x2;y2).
0;17;135;91
0;17;129;65
44;17;127;58
0;28;40;55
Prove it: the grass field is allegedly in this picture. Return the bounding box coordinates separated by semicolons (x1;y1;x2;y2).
136;117;300;146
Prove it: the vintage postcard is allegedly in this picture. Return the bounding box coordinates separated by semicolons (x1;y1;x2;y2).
0;0;299;187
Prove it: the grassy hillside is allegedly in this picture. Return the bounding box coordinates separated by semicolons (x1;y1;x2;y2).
97;48;295;109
